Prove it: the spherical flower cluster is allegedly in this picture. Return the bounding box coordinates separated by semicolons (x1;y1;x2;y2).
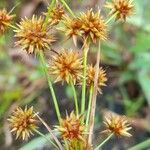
0;9;14;34
103;113;132;137
8;106;38;140
46;4;64;25
14;15;55;54
86;65;107;92
56;111;85;141
105;0;134;21
49;49;83;84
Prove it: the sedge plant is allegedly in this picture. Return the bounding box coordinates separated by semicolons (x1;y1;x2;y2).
0;0;139;149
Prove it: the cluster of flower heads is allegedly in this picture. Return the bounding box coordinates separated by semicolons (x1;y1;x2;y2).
0;9;14;34
5;0;135;149
60;10;107;45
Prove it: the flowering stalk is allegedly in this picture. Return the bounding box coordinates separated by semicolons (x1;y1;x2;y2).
86;85;93;128
88;41;101;144
60;0;76;17
94;133;114;150
81;40;90;115
106;12;118;24
128;138;150;150
33;128;59;150
36;113;63;150
39;51;61;123
3;22;17;30
70;79;79;115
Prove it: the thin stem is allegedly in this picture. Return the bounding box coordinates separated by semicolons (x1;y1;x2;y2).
106;12;118;24
60;0;76;17
70;80;79;115
64;140;69;150
94;133;113;150
86;85;93;128
33;128;59;150
81;41;89;115
39;51;61;123
36;114;64;150
3;22;18;30
88;41;101;144
45;0;56;24
128;138;150;150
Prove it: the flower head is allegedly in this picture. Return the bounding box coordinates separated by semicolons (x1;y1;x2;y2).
46;4;64;25
14;15;55;54
105;0;134;21
49;49;83;84
103;114;132;137
79;10;107;43
8;106;38;140
56;111;85;141
59;15;82;45
0;9;14;34
86;65;107;92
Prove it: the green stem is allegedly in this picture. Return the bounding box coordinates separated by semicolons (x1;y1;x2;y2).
81;41;89;115
86;85;93;128
128;138;150;150
60;0;76;17
94;133;113;150
3;22;18;30
33;128;59;150
70;80;79;115
39;51;61;123
45;0;56;24
106;12;118;24
64;140;69;150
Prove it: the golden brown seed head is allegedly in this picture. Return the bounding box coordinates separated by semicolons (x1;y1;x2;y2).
56;111;85;141
14;15;55;54
86;65;107;92
105;0;134;21
0;9;14;34
47;4;64;25
49;49;83;84
103;114;132;137
59;15;82;45
79;10;107;43
8;106;38;140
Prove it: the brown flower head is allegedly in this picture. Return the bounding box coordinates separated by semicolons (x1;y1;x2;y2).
56;111;85;141
79;10;107;43
105;0;134;21
59;15;82;46
103;113;132;137
0;9;14;34
86;65;107;92
8;106;38;140
46;4;64;25
49;49;83;84
14;15;55;54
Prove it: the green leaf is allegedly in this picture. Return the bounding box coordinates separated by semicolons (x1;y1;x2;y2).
130;33;150;54
19;134;51;150
129;53;150;71
137;71;150;106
